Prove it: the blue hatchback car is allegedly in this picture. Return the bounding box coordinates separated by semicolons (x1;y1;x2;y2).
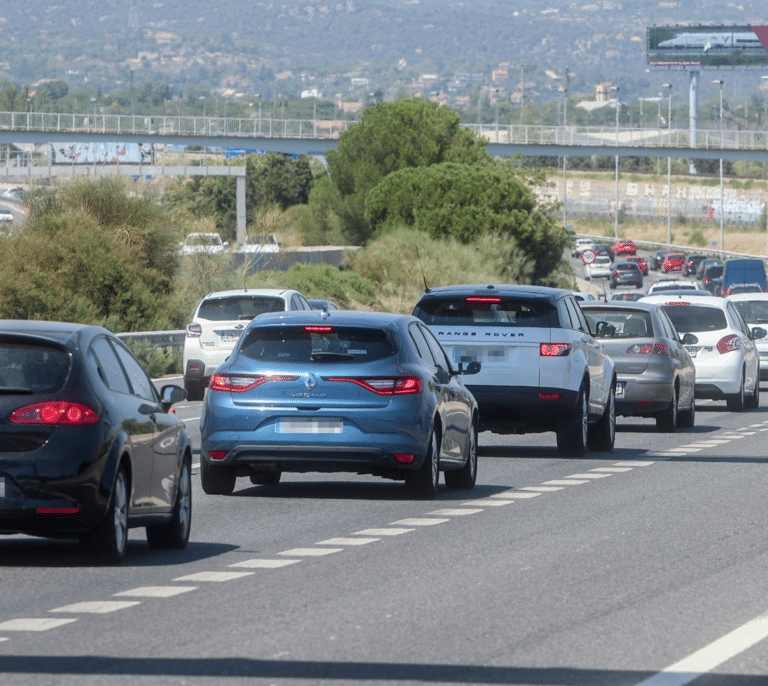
199;310;481;499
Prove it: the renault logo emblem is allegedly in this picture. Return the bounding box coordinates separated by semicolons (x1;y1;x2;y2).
304;374;318;391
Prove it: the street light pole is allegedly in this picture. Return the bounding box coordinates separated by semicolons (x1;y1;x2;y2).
762;75;768;255
713;79;724;251
611;85;620;239
562;67;570;231
663;83;673;245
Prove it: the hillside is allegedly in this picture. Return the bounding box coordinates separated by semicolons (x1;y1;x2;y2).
1;1;766;107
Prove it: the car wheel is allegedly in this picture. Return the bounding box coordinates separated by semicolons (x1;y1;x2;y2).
726;370;746;412
444;420;478;490
678;397;696;428
557;383;588;458
82;464;129;565
405;428;440;499
200;458;237;495
146;457;192;549
656;388;678;433
249;471;282;485
587;382;616;452
745;376;760;410
184;378;205;402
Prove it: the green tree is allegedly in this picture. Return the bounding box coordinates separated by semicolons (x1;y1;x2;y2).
324;98;490;244
0;178;182;331
365;162;568;283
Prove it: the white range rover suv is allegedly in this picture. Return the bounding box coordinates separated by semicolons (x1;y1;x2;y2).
183;289;313;400
412;284;616;457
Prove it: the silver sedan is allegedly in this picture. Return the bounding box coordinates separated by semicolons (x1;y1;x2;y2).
580;301;697;432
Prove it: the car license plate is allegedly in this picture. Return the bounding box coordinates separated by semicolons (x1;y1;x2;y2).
685;346;698;358
221;331;242;342
615;382;625;398
277;418;343;434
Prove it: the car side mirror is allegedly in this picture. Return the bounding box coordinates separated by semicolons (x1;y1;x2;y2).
455;361;481;375
751;327;767;340
682;333;698;345
160;384;187;410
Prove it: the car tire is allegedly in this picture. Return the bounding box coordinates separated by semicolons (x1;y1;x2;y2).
405;428;440;499
726;370;746;412
82;464;129;565
249;471;282;485
557;383;588;458
587;382;615;452
656;388;678;432
146;457;192;549
184;378;205;402
745;376;760;410
678;398;696;428
200;459;237;495
444;420;478;490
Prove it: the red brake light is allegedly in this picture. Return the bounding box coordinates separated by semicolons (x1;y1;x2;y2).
209;450;228;461
626;343;669;355
208;374;298;392
540;343;571;357
466;296;501;303
10;402;99;425
305;326;332;332
186;323;202;338
716;334;740;354
665;301;690;306
326;376;422;395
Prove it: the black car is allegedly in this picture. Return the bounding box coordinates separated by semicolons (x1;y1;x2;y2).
591;243;615;263
649;250;670;271
682;254;707;277
609;262;644;289
702;264;724;295
0;321;191;564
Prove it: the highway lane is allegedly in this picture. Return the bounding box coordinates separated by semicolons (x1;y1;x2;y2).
1;393;768;685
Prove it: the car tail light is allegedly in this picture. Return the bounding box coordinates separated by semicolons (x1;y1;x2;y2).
305;326;332;332
716;334;741;354
540;343;571;357
209;374;298;392
186;323;202;338
209;450;227;461
665;301;690;307
326;377;422;395
626;343;670;355
538;392;560;400
36;508;80;515
10;402;99;425
394;453;415;464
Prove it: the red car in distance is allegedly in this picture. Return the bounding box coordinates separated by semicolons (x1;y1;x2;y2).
626;255;648;275
661;253;686;273
610;240;637;256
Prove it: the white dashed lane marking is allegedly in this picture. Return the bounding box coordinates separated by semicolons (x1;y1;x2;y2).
390;518;450;526
541;480;590;486
0;618;77;632
114;586;197;598
428;508;484;516
490;491;540;499
591;467;634;473
566;473;613;479
278;548;343;556
353;528;413;536
50;601;140;614
462;499;512;507
520;486;564;492
316;537;379;546
173;571;255;582
229;559;300;569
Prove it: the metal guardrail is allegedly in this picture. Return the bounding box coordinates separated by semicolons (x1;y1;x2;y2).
117;330;185;350
1;110;766;151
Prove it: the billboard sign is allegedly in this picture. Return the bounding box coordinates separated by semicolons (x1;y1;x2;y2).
49;142;154;165
647;25;768;68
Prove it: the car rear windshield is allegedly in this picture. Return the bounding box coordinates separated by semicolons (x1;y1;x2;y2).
0;343;70;393
583;310;652;338
198;296;285;321
239;326;396;363
660;305;727;333
732;300;768;323
413;296;558;327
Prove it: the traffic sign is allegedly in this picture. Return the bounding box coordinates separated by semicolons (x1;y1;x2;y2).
582;249;597;264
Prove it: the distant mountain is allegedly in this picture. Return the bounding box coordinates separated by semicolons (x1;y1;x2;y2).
1;0;766;104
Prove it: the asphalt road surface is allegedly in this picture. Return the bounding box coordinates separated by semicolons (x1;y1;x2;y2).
2;384;768;685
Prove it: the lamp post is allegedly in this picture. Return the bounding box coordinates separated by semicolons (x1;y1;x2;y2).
611;85;620;238
663;83;673;244
762;76;768;255
713;79;724;251
562;67;570;231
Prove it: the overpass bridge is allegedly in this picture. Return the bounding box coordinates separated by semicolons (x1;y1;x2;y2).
1;110;767;242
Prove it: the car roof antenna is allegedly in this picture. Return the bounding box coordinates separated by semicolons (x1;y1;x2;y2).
415;246;430;293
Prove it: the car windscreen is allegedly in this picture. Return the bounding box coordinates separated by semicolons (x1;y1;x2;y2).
198;296;285;321
732;300;768;324
0;343;70;393
413;296;558;327
660;305;727;333
582;310;652;338
704;266;723;278
238;326;396;363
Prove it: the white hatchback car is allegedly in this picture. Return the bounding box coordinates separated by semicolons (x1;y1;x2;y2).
183;289;313;400
643;294;765;411
727;292;768;380
412;285;616;457
585;255;613;281
240;233;280;253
